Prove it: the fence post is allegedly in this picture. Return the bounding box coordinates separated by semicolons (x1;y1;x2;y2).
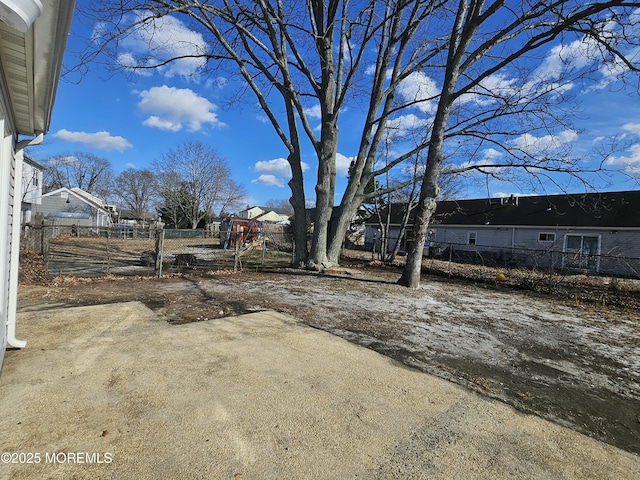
40;221;50;273
234;226;244;271
106;227;111;275
154;219;165;277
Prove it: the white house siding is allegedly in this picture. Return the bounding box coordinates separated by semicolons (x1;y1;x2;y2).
21;159;43;224
0;114;13;367
364;225;411;253
432;226;514;259
431;225;640;277
599;230;640;277
0;0;75;374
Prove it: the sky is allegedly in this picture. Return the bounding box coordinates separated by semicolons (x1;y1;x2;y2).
25;2;640;210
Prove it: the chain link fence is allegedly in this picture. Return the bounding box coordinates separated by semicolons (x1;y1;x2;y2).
20;222;294;278
20;222;640;284
420;241;640;279
364;236;640;280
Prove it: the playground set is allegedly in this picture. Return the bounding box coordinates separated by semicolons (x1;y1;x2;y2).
221;217;282;267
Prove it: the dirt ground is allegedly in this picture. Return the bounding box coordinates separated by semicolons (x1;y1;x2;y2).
17;252;640;456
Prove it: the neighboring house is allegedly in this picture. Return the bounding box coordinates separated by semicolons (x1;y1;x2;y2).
365;191;640;277
33;187;115;228
116;208;156;228
237;206;264;220
0;1;75;367
21;155;44;224
237;205;291;224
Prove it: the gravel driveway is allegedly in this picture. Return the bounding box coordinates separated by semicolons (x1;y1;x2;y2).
18;266;640;454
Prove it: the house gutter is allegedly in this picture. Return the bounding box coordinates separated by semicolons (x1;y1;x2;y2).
6;133;43;348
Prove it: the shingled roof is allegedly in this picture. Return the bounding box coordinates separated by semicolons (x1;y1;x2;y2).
367;191;640;229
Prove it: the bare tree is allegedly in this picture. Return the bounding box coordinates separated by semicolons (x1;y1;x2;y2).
43;152;114;199
396;1;640;287
78;1;640;277
154;140;246;229
265;198;295;216
114;168;158;220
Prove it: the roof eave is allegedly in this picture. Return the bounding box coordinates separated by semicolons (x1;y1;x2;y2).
0;0;75;137
30;0;75;135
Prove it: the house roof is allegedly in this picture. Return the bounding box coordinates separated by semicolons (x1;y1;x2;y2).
241;205;292;216
70;187;107;210
367;191;640;229
43;187;110;214
0;0;75;136
24;155;45;170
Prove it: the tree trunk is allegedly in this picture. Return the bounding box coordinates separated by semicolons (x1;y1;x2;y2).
397;104;447;286
288;151;308;267
307;2;339;268
308;131;336;266
396;188;438;288
397;138;444;287
398;0;474;287
326;195;360;263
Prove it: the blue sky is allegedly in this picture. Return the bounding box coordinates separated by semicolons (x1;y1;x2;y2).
27;3;640;208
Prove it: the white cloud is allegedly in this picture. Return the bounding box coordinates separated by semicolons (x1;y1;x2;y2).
142;116;181;132
461;74;519;106
510;130;578;155
335;153;353;176
477;148;504;164
116;12;208;78
51;129;132;152
622;123;640;135
116;53;153;77
253;157;311;188
607;144;640;174
457;148;506;174
534;40;593;83
255;158;292;177
304;104;322;119
137;85;225;132
254;157;311;177
252;174;284;188
397;71;439;114
607;125;640;175
386;114;432;137
50;155;79;165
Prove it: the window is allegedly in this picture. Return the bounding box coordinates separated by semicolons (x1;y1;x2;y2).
538;232;555;242
564;235;600;271
467;232;477;245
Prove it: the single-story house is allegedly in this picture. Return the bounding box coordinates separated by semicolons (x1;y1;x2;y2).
33;187;115;228
0;0;75;367
365;191;640;278
237;205;291;224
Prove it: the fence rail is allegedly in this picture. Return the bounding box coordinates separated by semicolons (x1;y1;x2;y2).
20;223;640;281
366;238;640;280
21;223;293;278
